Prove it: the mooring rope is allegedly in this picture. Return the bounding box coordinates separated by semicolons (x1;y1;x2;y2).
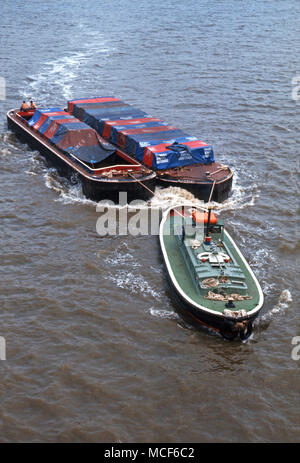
127;171;155;196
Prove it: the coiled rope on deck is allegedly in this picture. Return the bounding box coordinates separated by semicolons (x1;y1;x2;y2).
204;291;252;301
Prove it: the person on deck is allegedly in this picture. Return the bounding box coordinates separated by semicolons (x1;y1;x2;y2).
30;100;36;110
20;100;29;111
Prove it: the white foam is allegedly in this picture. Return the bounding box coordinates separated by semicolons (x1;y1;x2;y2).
20;37;113;103
55;186;96;206
104;271;161;300
43;170;96;206
0;133;28;154
150;186;204;210
208;172;259;212
104;251;141;268
148;307;179;320
149;171;259;213
0;147;13;157
258;289;292;322
25;170;38;176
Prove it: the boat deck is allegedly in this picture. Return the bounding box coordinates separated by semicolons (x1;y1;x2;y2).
156;162;232;184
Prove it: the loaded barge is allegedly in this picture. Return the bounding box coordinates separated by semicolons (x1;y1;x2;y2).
7;108;156;202
67;97;233;203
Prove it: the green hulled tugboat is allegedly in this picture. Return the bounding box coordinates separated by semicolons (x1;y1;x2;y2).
159;205;264;340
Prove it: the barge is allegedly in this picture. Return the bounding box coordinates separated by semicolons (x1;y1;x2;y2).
7;108;156;202
67;97;233;203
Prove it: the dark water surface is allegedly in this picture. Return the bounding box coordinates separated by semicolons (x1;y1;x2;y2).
0;0;299;442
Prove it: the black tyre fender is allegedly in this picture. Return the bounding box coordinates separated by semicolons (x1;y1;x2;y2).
220;319;238;341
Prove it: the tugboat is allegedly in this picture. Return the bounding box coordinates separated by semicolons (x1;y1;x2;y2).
67;97;233;203
159;204;264;340
7;106;156;202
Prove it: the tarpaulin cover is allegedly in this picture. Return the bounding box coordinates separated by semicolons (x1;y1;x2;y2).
27;108;62;126
27;108;67;131
121;128;190;157
68;97;215;169
109;121;168;146
28;108;115;165
142;140;214;169
102;117;163;139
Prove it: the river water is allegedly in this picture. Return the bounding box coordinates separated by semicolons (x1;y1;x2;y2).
0;0;299;443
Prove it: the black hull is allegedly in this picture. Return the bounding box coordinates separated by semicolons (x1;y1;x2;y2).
157;175;233;203
81;176;155;203
7;113;156;203
165;268;257;341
